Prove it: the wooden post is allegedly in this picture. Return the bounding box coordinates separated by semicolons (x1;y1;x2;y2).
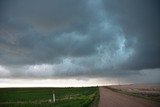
53;92;55;102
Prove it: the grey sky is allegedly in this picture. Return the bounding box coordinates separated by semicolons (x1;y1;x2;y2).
0;0;160;84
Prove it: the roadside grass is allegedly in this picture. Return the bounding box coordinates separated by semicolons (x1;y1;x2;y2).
105;86;160;102
88;88;100;107
0;87;99;107
81;88;99;107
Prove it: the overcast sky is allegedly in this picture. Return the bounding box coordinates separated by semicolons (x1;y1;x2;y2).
0;0;160;87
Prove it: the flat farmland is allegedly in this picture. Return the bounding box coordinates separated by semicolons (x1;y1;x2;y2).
0;87;99;107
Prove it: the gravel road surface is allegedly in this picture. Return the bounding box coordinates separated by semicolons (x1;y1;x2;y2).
98;87;160;107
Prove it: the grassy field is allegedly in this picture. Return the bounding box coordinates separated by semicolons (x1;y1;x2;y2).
0;87;99;107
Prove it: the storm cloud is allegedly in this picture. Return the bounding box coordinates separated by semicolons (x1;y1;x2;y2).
0;0;160;83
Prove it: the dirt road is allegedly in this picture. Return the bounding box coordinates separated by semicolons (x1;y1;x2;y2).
98;87;160;107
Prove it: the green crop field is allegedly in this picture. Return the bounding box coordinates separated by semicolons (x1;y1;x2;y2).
0;87;99;107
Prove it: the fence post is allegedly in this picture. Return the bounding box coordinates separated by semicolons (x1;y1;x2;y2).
53;91;55;102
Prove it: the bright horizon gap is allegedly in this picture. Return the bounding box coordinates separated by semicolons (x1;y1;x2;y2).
0;78;132;88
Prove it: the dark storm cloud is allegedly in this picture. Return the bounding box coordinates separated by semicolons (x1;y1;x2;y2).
0;0;92;32
0;0;160;80
102;0;160;70
0;0;96;65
